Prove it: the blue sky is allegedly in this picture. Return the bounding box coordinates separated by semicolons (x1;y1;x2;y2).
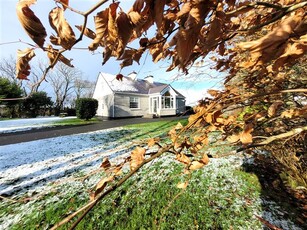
0;0;224;105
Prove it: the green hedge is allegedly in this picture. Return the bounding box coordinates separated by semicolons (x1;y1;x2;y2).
75;98;98;120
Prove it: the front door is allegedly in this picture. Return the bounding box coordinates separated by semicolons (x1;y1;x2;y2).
153;98;158;113
150;97;159;114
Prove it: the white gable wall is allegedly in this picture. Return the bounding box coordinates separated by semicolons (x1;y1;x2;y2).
92;74;114;117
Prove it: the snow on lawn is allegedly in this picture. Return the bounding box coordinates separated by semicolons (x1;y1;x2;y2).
0;116;76;133
0;127;133;196
0;124;303;229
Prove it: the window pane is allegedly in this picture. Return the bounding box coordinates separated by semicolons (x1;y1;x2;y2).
130;97;139;108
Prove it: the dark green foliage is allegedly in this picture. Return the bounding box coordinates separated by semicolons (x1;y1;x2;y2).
22;91;53;118
0;77;23;117
76;98;98;120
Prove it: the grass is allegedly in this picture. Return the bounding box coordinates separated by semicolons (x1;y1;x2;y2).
0;119;302;229
50;117;100;126
6;155;264;230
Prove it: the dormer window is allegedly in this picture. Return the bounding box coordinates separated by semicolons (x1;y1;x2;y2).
162;91;174;109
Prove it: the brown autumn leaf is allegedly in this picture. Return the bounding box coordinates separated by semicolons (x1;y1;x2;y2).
102;2;119;64
47;45;74;67
227;134;240;143
100;158;111;170
240;123;254;145
175;122;183;130
176;153;191;165
175;2;206;67
49;34;61;46
189;160;204;170
273;42;307;71
91;176;114;200
268;101;283;117
281;107;307;118
237;14;303;65
59;0;69;10
16;0;47;48
16;48;35;80
154;0;166;33
116;11;134;58
200;153;209;165
130;146;146;171
49;7;76;50
132;0;145;12
75;25;96;40
116;74;123;81
89;8;109;51
177;181;189;189
207;89;220;97
147;137;161;148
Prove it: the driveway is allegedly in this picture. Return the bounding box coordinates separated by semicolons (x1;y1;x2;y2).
0;116;186;146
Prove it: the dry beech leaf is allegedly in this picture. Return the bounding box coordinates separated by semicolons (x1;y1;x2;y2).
207;89;219;97
89;8;109;51
49;7;76;50
59;0;69;10
16;48;35;80
154;0;166;33
281;107;307;118
116;11;134;58
100;158;111;170
240;123;253;145
176;154;191;165
200;154;209;165
116;74;123;81
75;25;96;40
47;45;74;67
268;101;283;117
175;122;183;130
132;0;145;12
91;176;114;200
130;146;146;171
16;0;47;48
147;138;160;148
227;134;240;143
189;161;204;170
177;181;189;189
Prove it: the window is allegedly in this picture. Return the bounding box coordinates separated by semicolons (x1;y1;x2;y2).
162;91;174;109
129;97;139;108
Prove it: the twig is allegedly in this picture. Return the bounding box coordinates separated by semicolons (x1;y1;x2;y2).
237;126;307;152
255;214;282;230
50;145;172;230
238;1;307;32
0;195;22;204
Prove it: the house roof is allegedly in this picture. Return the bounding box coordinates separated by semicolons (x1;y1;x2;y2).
99;73;185;97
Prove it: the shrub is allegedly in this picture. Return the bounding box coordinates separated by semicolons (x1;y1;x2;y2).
76;98;98;120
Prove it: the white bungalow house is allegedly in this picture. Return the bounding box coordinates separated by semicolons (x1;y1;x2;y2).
92;72;186;118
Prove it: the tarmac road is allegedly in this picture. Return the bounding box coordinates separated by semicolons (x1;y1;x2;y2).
0;116;186;146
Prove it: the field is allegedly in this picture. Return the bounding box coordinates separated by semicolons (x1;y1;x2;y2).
0;118;303;229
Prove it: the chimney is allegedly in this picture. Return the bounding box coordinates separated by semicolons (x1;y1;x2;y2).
144;75;154;83
128;71;137;81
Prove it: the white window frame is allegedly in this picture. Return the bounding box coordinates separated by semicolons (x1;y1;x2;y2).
129;96;140;109
162;91;174;109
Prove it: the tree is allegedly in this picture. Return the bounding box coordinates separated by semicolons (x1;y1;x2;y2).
22;91;53;118
0;56;18;83
0;77;23;117
76;98;98;120
74;79;95;100
48;62;82;115
0;56;48;93
11;0;307;228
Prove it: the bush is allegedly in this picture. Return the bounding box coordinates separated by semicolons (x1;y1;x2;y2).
76;98;98;120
